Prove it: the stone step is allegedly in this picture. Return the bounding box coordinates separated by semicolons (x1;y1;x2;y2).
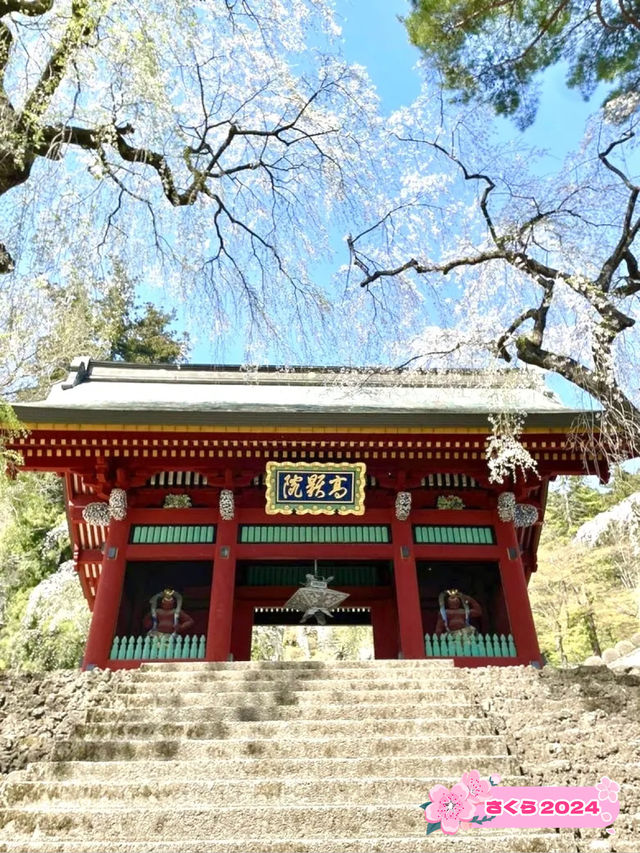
51;733;508;762
73;716;497;740
137;660;456;672
86;704;488;724
130;663;458;682
0;774;525;808
0;804;576;844
0;831;580;853
18;754;520;782
114;677;469;693
110;687;479;707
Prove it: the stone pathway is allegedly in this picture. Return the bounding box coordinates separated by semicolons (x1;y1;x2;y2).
0;660;635;852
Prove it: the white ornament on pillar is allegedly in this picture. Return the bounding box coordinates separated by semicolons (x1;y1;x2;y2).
219;489;235;521
497;491;516;522
395;491;412;521
108;488;127;521
82;502;111;526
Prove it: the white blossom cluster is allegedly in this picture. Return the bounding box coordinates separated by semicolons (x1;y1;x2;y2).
486;413;538;484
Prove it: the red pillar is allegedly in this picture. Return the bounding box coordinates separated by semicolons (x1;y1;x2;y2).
230;600;254;661
371;598;399;659
494;513;542;665
205;517;238;661
391;519;426;659
82;519;129;669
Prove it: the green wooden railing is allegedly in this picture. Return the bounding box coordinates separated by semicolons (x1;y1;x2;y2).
110;634;206;661
425;632;516;658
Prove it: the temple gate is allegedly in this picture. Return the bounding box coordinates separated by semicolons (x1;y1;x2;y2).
8;358;601;669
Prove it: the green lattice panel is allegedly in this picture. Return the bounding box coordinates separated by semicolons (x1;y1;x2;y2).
130;525;216;545
239;525;390;545
413;525;495;545
241;563;384;586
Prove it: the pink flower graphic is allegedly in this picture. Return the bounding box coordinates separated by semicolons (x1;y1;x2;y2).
425;783;476;834
461;770;492;803
596;777;620;804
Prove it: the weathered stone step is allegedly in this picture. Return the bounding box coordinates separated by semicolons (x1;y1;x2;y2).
74;716;496;740
110;687;478;707
114;676;468;693
18;754;520;782
131;663;458;682
0;774;525;808
0;804;576;844
52;733;508;761
137;659;456;672
0;831;580;853
86;704;487;724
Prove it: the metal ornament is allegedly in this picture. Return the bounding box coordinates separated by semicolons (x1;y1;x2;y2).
163;493;192;508
83;489;129;525
497;492;516;522
283;566;349;625
514;503;539;527
108;488;127;521
436;494;465;510
82;502;111;526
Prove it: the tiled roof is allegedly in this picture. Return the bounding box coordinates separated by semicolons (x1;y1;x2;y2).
13;357;587;428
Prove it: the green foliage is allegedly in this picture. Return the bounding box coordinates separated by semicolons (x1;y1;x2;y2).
0;563;90;671
0;473;68;595
599;466;640;509
102;270;189;364
0;472;85;671
3;264;189;402
533;468;640;665
542;476;607;541
251;624;374;661
405;0;640;128
531;540;637;665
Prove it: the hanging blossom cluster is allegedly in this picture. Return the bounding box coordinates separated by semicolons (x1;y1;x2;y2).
485;413;538;484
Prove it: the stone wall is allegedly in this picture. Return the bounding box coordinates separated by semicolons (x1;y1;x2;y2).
469;665;640;851
0;669;124;776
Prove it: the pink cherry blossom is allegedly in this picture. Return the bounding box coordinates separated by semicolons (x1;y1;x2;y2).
461;770;492;803
595;777;620;803
425;783;476;834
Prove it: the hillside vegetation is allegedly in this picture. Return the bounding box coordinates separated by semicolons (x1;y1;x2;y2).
531;469;640;666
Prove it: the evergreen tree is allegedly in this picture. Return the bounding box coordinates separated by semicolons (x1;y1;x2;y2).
405;0;640;128
543;477;606;540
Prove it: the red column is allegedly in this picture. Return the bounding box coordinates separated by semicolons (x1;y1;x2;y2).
391;519;426;659
230;600;254;661
82;519;129;669
205;517;238;661
494;513;542;665
371;598;399;659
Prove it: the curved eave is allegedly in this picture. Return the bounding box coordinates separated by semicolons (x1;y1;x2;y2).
12;405;595;431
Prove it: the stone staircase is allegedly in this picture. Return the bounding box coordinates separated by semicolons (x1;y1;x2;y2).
0;660;581;852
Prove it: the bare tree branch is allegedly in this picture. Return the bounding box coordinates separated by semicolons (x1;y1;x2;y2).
350;127;640;451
